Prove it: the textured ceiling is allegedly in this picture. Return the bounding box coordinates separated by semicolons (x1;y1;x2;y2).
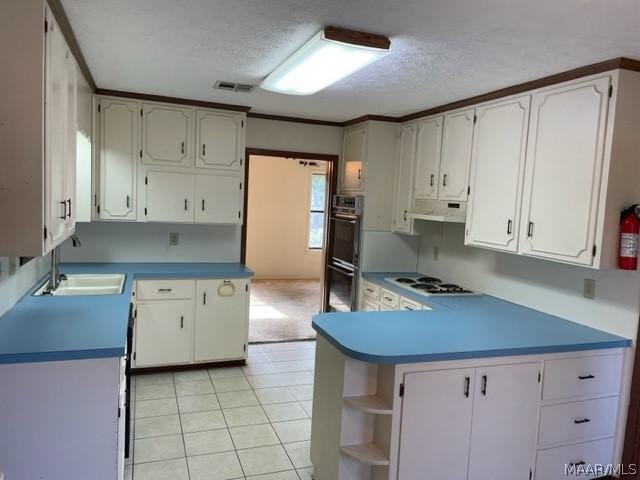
61;0;640;122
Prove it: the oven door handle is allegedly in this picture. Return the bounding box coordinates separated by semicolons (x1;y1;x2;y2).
328;263;355;277
331;215;357;224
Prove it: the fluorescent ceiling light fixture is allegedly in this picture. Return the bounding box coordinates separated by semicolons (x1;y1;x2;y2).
261;26;391;95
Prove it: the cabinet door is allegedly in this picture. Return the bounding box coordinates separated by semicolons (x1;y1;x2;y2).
142;103;193;167
195;175;242;224
362;299;379;311
392;123;417;234
398;369;475;480
194;279;249;362
63;52;77;231
99;99;138;220
341;127;366;192
195;110;244;171
465;96;531;252
135;300;194;366
414;116;443;200
145;171;195;223
44;15;69;249
439;108;475;201
519;77;611;266
467;363;540;480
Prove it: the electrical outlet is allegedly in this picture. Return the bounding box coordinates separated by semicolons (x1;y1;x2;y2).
433;246;439;261
169;232;179;246
583;278;596;299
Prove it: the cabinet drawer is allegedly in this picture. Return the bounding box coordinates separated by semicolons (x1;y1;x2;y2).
361;280;380;301
399;297;421;311
362;299;379;312
534;437;614;480
542;354;623;401
380;288;399;309
137;279;195;300
538;397;618;447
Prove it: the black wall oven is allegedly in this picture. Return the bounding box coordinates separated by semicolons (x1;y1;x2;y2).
324;195;363;312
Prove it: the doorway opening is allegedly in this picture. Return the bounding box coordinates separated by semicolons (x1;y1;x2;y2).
242;148;338;343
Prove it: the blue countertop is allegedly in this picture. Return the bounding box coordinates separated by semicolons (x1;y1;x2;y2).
0;263;254;364
312;272;631;364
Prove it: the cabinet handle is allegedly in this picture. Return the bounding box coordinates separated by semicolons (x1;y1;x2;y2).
527;221;534;238
202;144;206;156
126;195;130;208
578;374;595;380
202;199;205;211
184;199;188;211
481;375;487;395
442;174;448;187
158;288;172;293
203;292;207;305
574;418;591;424
430;174;434;187
403;210;408;222
67;198;72;219
357;169;362;180
464;376;470;397
506;219;512;235
59;201;68;219
180;316;184;329
181;142;185;154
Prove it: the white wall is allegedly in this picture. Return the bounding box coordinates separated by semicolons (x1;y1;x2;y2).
60;222;241;263
246;117;342;155
0;256;49;317
415;222;640;340
360;231;420;273
246;156;326;279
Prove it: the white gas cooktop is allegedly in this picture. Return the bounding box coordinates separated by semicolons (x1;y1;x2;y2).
384;276;479;297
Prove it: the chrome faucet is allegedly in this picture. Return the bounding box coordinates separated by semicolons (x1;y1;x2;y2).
46;234;82;293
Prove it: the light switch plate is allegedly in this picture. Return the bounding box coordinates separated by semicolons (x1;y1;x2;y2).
169;232;179;246
583;278;596;299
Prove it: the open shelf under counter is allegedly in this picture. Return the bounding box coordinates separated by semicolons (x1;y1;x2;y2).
344;395;393;415
340;443;390;466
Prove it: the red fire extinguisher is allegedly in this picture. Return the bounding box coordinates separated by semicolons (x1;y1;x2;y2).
619;204;640;270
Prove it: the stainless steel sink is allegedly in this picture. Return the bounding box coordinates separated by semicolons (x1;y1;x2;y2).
33;274;126;296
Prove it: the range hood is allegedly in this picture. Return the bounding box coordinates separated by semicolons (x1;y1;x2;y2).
409;199;467;224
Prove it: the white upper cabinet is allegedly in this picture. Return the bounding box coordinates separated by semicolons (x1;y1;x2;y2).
465;95;531;252
195;175;243;224
392;123;418;234
45;16;73;249
195;110;244;171
519;77;611;266
413;116;443;200
145;171;194;223
98;99;139;221
341;126;367;192
439;108;475;201
142;103;194;167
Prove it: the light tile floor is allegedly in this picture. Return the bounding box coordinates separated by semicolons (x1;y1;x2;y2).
127;341;316;480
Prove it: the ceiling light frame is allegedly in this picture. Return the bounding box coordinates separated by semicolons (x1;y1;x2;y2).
261;26;391;96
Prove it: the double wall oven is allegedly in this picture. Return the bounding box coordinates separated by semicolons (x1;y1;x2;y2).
324;195;363;312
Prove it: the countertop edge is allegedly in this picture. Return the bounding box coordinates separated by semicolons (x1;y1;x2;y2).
313;322;630;364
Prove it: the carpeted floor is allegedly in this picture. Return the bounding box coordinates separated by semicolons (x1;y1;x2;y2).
249;279;321;343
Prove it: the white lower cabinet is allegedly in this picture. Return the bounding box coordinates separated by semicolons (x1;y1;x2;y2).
134;278;250;368
398;368;475;480
310;336;626;480
195;279;249;362
398;363;539;480
467;363;540;480
135;300;194;367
